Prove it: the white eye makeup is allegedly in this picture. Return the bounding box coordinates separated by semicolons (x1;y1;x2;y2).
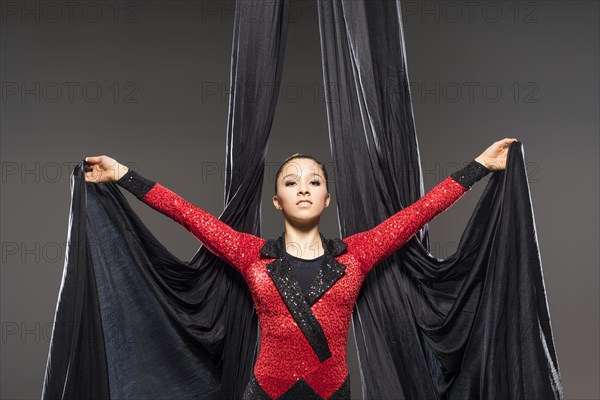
283;177;322;187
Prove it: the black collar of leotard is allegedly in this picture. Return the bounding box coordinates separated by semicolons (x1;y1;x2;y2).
259;232;347;259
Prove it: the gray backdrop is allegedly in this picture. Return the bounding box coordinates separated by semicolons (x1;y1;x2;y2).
1;1;598;399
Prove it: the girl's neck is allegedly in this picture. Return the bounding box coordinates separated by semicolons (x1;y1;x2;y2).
284;229;324;260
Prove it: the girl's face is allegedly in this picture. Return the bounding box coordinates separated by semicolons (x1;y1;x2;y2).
273;158;330;224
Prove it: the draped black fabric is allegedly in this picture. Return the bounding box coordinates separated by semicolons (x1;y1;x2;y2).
42;0;564;399
316;1;563;399
42;1;288;399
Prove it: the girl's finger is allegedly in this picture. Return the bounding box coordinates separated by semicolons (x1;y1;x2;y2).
85;170;102;183
85;156;102;164
499;138;517;148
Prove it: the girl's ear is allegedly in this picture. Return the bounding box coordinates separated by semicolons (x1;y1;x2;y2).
272;195;282;210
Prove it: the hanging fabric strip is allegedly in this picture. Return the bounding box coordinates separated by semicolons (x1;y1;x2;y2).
316;0;564;399
41;0;290;399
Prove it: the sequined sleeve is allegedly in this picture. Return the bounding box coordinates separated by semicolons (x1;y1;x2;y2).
115;168;156;200
116;170;263;273
344;161;490;276
450;160;491;189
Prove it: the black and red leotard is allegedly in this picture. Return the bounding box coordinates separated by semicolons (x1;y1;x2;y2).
116;160;490;399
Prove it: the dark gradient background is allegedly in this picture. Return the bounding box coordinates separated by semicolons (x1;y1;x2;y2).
1;1;598;399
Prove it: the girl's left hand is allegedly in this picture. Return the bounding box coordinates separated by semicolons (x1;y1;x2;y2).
475;138;518;171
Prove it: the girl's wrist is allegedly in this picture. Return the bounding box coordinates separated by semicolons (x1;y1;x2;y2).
474;156;490;170
115;164;129;181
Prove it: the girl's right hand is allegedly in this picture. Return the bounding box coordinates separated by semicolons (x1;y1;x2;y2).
474;137;518;171
84;155;129;184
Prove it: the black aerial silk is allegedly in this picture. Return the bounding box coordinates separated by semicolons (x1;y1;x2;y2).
41;0;564;399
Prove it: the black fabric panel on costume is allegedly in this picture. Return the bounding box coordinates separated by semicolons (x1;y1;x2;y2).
287;254;325;294
316;0;564;398
42;0;290;399
116;168;156;199
450;160;491;189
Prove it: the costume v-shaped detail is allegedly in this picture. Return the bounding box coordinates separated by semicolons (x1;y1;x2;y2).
244;370;351;399
259;232;348;362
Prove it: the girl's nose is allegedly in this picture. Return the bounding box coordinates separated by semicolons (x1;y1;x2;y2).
298;184;310;194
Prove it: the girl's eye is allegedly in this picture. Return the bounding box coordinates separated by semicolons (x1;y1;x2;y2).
284;180;320;186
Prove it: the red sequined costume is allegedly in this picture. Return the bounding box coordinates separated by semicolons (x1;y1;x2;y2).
116;160;490;400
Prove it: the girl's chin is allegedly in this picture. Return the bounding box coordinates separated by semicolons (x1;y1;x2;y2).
287;213;321;223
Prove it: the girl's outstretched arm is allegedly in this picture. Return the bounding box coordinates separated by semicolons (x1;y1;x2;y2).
343;136;517;275
344;160;491;275
115;168;265;274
